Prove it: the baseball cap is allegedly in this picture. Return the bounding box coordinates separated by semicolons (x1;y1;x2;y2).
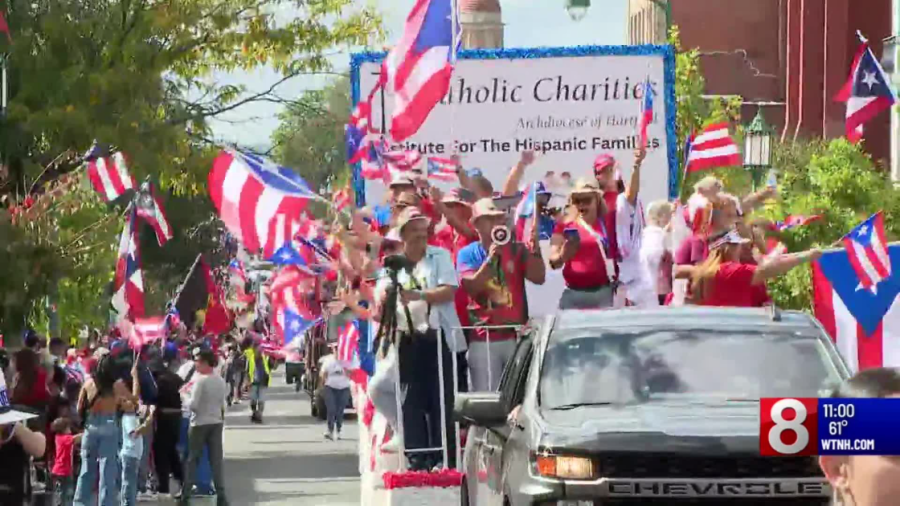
470;198;506;222
593;153;616;173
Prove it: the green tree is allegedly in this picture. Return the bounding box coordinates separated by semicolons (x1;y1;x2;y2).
764;139;900;310
0;0;383;342
669;26;744;199
271;77;353;193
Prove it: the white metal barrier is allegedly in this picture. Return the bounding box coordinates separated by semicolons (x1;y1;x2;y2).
360;324;527;505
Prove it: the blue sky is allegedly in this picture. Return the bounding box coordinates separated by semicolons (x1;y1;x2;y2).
208;0;627;147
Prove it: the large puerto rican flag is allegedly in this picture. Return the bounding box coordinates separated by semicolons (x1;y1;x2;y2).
385;0;459;141
208;150;321;253
813;245;900;373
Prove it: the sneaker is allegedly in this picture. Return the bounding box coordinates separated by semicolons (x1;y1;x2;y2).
324;431;333;440
336;431;342;441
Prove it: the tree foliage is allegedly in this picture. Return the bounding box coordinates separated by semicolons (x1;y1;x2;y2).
0;0;382;342
271;77;352;193
764;139;900;310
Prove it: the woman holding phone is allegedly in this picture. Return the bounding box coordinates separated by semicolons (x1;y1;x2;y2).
548;177;618;309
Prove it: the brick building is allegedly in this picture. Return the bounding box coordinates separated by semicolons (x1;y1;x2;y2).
627;0;894;166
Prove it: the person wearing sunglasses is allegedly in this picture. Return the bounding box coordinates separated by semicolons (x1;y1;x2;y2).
549;177;618;309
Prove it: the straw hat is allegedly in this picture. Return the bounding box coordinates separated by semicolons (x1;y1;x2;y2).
470;198;505;222
570;177;602;195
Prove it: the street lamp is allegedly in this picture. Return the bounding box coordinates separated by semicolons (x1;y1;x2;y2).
565;0;590;21
743;108;774;191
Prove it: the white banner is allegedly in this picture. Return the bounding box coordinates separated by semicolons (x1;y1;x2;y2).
354;47;675;207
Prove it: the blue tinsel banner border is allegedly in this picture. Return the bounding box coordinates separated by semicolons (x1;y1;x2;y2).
349;44;679;207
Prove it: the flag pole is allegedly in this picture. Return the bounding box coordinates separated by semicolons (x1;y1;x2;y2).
449;0;459;157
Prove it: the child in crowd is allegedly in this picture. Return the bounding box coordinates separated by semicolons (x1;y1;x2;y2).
50;417;82;506
119;358;153;506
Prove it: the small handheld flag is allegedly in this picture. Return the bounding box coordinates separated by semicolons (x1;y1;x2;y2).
639;76;654;147
842;211;892;289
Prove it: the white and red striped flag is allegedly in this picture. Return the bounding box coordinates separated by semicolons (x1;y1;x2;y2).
333;188;351;212
208;150;321;253
111;208;145;321
135;182;173;246
382;149;422;171
86;149;136;202
684;123;741;173
813;245;900;373
262;212;304;261
337;321;360;366
384;0;458;141
426;157;457;181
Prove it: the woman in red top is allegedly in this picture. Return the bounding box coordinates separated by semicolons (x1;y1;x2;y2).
689;230;821;307
549;178;618;309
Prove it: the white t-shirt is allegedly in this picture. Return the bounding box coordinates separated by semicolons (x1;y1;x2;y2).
320;355;351;390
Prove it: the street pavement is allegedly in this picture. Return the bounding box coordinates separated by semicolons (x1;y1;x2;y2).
220;370;361;505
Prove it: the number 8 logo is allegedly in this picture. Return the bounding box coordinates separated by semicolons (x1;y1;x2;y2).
768;398;810;455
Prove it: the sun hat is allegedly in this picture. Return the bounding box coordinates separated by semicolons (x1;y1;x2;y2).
442;187;475;205
570;177;602;195
396;207;431;234
470;198;506;222
708;229;750;250
388;175;416;189
0;374;38;425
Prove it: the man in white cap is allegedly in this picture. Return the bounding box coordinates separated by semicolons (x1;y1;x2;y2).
0;373;47;504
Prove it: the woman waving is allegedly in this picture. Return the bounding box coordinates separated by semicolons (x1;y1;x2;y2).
549;178;618;309
690;229;821;307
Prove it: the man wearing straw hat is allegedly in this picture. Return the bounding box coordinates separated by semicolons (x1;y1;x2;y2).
373;206;464;471
0;373;47;504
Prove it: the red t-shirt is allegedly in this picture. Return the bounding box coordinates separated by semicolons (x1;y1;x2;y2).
52;434;76;477
554;219;613;290
11;368;49;408
457;242;528;341
700;262;768;307
674;234;709;266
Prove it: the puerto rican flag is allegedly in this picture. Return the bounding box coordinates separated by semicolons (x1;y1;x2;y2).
684;123;741;173
208;150;321;253
135;181;173;246
263;212;304;261
269;266;316;340
842;212;892;289
283;311;321;348
638;76;654;147
385;0;459;141
835;39;898;143
813;245;900;372
776;214;823;232
426;157;457;181
111;208;145;321
85;146;136;202
131;316;168;347
382;149;423;171
337;321;360;367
